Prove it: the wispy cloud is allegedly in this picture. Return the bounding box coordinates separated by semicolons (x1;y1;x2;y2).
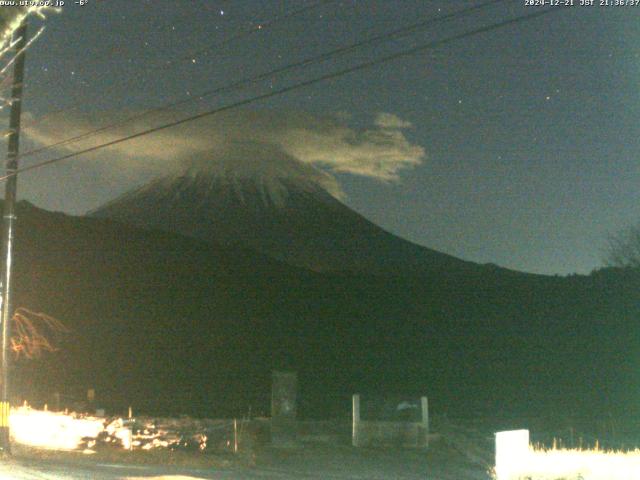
25;109;425;190
374;112;414;130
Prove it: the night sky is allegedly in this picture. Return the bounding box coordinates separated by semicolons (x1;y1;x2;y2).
4;0;640;275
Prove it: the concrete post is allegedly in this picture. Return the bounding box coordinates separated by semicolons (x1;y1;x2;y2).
495;429;530;480
421;396;429;448
271;371;297;447
352;394;361;447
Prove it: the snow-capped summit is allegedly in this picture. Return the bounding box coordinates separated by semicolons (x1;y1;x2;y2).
179;141;343;208
91;145;473;274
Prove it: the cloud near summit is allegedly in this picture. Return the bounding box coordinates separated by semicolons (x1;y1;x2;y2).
25;109;425;185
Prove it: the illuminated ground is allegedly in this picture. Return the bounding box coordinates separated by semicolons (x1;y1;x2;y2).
0;441;489;480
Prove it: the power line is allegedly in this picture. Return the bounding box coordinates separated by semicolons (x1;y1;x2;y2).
1;5;569;182
17;0;507;162
9;5;567;180
16;0;336;132
36;1;335;69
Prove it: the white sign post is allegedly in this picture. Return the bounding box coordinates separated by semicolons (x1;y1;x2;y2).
495;429;530;480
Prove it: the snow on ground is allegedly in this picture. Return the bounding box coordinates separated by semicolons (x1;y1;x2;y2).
1;409;492;479
124;477;209;480
10;408;104;451
0;439;490;480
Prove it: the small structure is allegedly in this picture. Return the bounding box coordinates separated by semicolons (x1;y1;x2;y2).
494;428;640;479
271;370;298;447
352;394;429;448
494;429;529;480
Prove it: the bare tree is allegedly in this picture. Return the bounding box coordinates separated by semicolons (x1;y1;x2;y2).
10;308;68;359
604;224;640;269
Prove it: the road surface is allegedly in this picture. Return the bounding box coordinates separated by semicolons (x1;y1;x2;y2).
0;441;489;479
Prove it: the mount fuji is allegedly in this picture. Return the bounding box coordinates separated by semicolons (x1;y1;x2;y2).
7;145;636;420
91;143;482;275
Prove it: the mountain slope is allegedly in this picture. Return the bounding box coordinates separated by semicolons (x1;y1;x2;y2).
91;146;479;275
6;201;639;423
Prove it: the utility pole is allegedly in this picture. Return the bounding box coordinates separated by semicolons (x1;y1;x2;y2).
0;20;28;454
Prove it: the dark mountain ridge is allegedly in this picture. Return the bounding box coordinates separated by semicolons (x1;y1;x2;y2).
7;200;638;424
91;147;497;276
